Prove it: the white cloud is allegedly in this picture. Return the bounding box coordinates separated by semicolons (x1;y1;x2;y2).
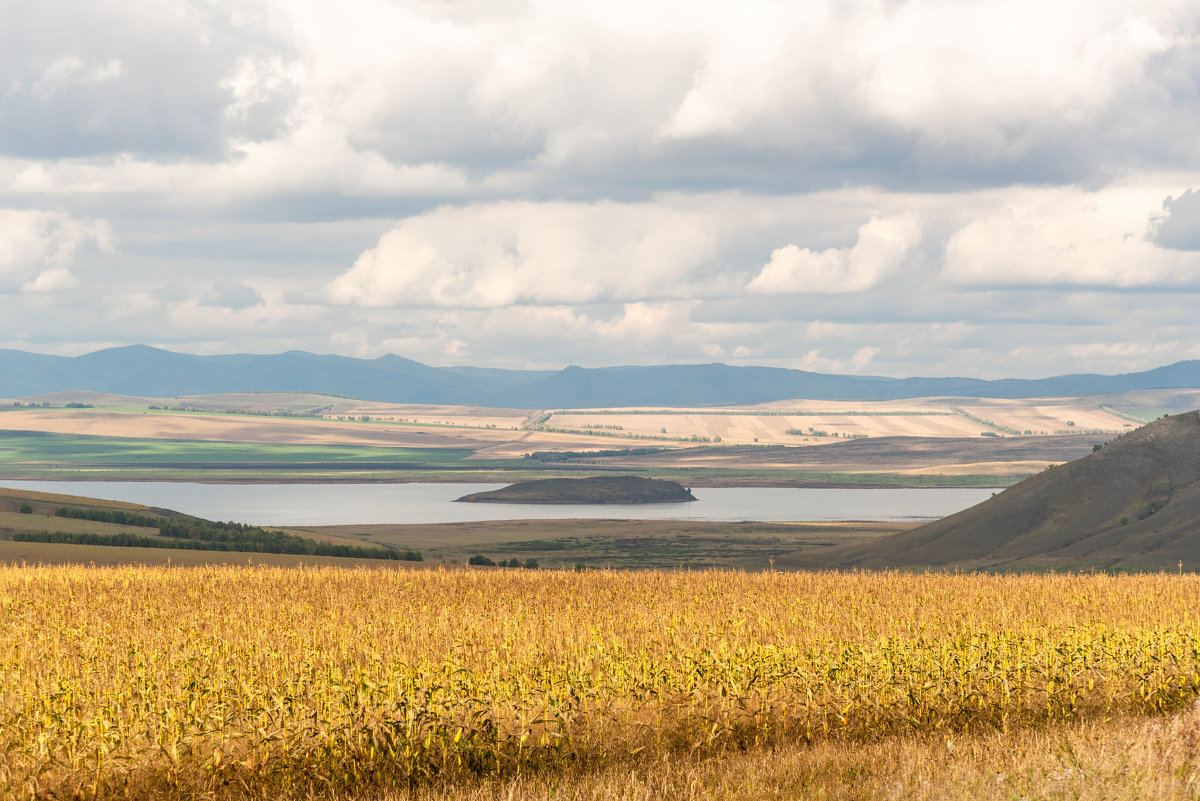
22;267;79;292
222;56;296;121
199;281;265;310
748;214;922;294
0;209;112;287
31;56;123;100
327;200;725;308
5;0;1200;379
851;5;1179;157
942;184;1200;287
4;0;1196;206
595;301;697;340
4;123;472;203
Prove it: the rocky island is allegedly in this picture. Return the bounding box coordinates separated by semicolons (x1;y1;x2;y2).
455;475;697;504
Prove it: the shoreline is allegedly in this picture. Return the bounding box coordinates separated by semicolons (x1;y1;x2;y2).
0;473;1014;489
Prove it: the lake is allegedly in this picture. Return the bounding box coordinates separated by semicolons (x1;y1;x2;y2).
0;481;997;526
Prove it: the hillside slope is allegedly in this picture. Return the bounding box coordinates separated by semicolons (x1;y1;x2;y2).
840;411;1200;571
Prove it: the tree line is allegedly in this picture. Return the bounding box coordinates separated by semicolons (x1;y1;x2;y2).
47;507;420;560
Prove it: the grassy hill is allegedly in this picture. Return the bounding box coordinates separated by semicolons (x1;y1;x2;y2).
838;411;1200;571
0;486;416;563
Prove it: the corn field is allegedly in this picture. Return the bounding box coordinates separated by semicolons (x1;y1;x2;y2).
3;564;1200;799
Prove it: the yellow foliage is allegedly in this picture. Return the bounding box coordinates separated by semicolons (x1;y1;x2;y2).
3;565;1200;799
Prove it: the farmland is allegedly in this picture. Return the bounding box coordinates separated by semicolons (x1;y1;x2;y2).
0;428;480;477
5;565;1200;800
5;388;1196;485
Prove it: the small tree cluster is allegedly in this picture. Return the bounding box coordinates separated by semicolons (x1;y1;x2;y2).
467;555;539;569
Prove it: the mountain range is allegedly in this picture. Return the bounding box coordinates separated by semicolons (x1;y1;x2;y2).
4;345;1200;407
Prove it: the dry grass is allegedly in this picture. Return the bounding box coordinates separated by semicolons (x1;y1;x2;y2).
381;708;1200;800
5;567;1200;799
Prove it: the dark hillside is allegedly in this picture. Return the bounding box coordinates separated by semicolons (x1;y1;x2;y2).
840;411;1200;571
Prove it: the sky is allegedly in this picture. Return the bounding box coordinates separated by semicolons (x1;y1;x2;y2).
2;0;1200;378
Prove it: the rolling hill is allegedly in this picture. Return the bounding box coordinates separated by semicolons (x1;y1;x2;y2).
840;411;1200;571
5;345;1200;407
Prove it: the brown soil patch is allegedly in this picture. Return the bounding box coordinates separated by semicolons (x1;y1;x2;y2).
583;436;1098;475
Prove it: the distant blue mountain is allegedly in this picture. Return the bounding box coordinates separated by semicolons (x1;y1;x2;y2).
2;345;1199;407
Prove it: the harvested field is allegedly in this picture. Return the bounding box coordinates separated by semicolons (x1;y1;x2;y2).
570;435;1100;477
547;396;1136;446
549;408;978;443
0;408;608;453
327;403;531;431
0;408;500;448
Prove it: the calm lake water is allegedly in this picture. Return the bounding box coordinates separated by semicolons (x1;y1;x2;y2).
0;481;997;526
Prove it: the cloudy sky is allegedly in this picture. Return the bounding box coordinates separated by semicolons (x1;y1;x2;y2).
3;0;1200;378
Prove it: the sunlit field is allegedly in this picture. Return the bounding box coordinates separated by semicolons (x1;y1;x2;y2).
4;565;1200;799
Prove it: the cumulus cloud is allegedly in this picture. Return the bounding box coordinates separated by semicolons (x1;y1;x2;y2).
5;0;1200;379
221;56;302;142
22;268;79;293
1152;188;1200;251
335;0;1196;186
199;282;265;310
0;0;296;159
748;214;922;294
0;209;112;289
5;0;1198;202
326;200;725;308
31;56;123;101
942;185;1200;287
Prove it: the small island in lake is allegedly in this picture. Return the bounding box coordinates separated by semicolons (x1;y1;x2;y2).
455;476;697;505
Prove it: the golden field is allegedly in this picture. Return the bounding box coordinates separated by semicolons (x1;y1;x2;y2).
5;565;1200;799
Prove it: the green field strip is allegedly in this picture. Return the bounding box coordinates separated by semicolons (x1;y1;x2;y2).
0;429;475;466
